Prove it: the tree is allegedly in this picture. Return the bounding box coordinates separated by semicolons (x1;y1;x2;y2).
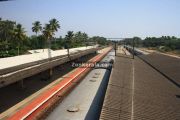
73;31;88;47
82;32;88;47
0;20;16;50
32;21;42;48
32;21;42;35
74;31;82;45
65;31;74;58
43;24;53;57
49;18;60;50
42;19;60;78
43;18;60;58
89;36;108;46
133;37;142;47
13;24;26;55
49;18;60;33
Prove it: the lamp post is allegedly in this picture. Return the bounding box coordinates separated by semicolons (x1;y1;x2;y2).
48;38;53;78
48;39;52;59
132;38;135;59
115;41;117;56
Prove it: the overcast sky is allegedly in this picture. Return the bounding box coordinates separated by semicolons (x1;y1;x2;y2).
0;0;180;38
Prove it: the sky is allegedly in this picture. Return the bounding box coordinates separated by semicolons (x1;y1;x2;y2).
0;0;180;38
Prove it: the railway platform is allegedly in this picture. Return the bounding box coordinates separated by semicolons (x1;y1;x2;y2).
100;49;180;120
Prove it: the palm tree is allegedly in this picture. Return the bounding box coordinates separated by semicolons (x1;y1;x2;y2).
43;23;53;58
49;18;60;48
65;31;74;58
43;18;60;58
13;24;26;55
43;19;60;78
49;18;60;33
32;21;42;35
49;18;60;56
32;21;42;48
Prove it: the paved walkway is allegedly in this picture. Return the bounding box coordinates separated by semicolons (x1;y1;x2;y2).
100;52;180;119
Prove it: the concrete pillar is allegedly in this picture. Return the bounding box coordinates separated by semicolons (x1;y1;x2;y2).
49;68;53;79
20;79;25;89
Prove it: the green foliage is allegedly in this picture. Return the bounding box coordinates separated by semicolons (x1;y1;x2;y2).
0;18;108;58
143;36;180;50
122;36;180;52
49;18;60;32
73;31;88;47
32;21;42;35
122;37;142;47
64;31;74;48
89;36;109;46
0;19;28;57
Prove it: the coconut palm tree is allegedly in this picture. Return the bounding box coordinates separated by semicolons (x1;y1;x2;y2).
65;31;74;58
49;18;60;48
49;18;60;56
43;23;53;58
13;24;26;55
43;19;60;58
43;19;60;78
49;18;60;33
32;21;42;35
32;21;42;48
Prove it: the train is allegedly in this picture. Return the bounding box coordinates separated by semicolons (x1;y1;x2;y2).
46;50;115;120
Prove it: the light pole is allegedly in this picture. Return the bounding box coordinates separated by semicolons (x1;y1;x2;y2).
132;38;135;59
115;41;117;56
48;39;52;59
48;38;53;78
